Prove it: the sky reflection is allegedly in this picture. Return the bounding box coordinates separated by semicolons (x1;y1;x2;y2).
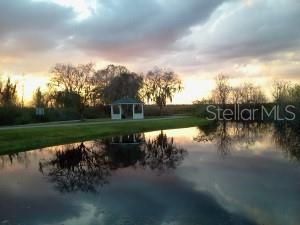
0;123;299;225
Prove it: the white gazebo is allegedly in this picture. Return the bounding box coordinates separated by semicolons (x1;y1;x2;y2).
110;97;144;120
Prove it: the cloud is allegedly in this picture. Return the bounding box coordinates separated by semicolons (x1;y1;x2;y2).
0;0;299;88
0;0;75;57
0;0;227;61
70;0;226;60
178;0;300;63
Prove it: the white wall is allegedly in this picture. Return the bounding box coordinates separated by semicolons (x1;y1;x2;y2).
133;113;144;119
111;105;122;120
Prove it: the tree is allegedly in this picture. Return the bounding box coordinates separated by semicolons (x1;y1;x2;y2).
231;87;243;104
289;84;300;103
240;82;267;104
33;87;45;107
272;80;290;103
0;78;18;107
49;63;95;117
91;65;138;105
252;87;267;104
93;64;130;87
101;72;143;103
52;91;81;109
214;74;231;107
143;68;183;114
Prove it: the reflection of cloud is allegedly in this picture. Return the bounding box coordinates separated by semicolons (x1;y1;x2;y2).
45;203;104;225
177;142;300;225
45;173;258;225
1;126;300;225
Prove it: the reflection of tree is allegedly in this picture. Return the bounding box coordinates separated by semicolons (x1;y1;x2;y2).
194;121;300;162
39;132;187;192
0;152;31;169
273;123;300;161
140;131;187;174
194;122;269;156
39;143;111;193
216;121;232;156
194;122;232;156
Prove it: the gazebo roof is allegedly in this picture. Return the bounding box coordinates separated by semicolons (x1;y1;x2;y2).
111;97;143;105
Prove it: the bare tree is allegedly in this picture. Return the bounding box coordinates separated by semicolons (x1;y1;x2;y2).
231;87;243;104
214;74;231;107
272;80;290;103
240;82;267;104
252;87;267;104
48;63;95;118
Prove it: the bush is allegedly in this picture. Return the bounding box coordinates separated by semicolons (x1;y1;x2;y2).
83;105;109;119
15;108;35;124
144;105;195;117
0;107;22;125
44;108;81;122
194;104;214;118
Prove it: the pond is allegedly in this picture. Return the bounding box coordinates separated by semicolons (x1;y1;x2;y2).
0;122;299;225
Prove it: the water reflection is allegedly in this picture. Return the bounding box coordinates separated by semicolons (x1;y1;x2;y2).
39;132;187;192
273;123;300;161
0;151;32;169
39;142;112;193
194;121;300;161
142;131;187;172
1;124;300;225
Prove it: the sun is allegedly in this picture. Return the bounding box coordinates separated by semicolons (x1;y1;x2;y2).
173;76;215;104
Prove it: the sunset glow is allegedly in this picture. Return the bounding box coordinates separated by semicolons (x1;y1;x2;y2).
1;2;300;224
0;0;299;104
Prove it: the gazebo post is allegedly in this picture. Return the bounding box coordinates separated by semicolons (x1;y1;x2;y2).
110;105;114;118
132;104;135;119
119;104;122;119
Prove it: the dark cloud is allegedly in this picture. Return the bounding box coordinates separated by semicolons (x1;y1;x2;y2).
0;0;75;56
0;0;73;33
0;0;300;80
0;0;226;60
70;0;226;60
195;0;300;62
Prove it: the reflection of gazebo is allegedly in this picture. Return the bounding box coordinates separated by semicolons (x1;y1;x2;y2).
108;134;146;168
110;97;144;120
111;134;145;145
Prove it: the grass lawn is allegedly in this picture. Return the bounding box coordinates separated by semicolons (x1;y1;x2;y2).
0;116;210;155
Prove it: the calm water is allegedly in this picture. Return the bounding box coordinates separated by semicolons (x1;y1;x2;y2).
0;123;300;225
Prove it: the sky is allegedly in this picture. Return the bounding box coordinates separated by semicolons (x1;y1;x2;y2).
0;0;299;104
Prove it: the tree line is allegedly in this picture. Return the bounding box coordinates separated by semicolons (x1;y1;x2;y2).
193;74;300;122
194;74;300;105
0;64;182;124
194;74;267;105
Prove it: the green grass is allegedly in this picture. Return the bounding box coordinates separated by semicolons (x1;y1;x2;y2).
0;117;210;155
